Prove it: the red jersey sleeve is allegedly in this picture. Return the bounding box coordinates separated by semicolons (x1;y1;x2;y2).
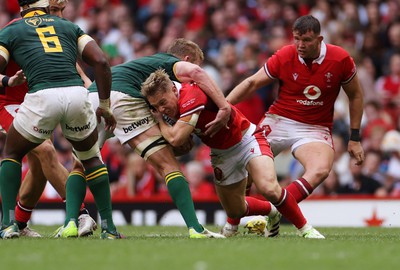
179;83;207;118
341;55;357;84
266;45;296;79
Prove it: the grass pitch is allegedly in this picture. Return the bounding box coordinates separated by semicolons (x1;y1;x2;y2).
0;225;398;270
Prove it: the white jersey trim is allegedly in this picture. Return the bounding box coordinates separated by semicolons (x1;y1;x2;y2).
264;63;275;80
180;106;204;118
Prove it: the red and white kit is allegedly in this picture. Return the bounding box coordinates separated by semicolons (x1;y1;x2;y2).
176;82;273;186
0;60;27;133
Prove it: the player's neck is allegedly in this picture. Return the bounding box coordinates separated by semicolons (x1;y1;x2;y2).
304;58;314;69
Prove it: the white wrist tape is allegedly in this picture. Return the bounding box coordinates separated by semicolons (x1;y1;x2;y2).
99;98;110;110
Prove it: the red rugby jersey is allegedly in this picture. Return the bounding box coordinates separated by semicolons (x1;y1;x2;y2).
0;59;28;106
178;82;250;149
265;42;356;128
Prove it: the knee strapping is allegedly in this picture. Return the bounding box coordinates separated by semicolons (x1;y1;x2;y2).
135;135;168;160
74;141;101;161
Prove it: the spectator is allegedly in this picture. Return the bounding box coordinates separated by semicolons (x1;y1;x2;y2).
381;129;400;196
184;160;216;200
337;157;384;195
112;151;159;198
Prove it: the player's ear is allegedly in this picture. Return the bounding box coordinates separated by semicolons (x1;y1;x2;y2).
318;35;324;42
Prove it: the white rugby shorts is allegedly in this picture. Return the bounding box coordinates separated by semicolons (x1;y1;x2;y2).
13;86;96;143
89;91;158;147
257;113;333;156
210;124;273;186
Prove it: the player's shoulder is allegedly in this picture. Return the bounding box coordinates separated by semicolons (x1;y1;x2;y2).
181;82;206;99
3;18;23;28
325;43;350;60
0;18;23;35
273;44;297;61
153;53;180;64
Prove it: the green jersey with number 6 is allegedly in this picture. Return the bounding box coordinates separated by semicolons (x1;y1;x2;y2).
0;10;91;92
88;53;180;99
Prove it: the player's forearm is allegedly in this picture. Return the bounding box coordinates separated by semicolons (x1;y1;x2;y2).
226;79;253;105
181;65;229;110
159;122;184;147
344;75;364;130
159;120;194;148
93;63;112;100
82;41;110;99
195;79;229;110
348;93;364;130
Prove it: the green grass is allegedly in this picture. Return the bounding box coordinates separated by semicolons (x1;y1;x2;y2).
1;225;399;270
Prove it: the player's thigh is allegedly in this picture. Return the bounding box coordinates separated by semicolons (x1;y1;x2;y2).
127;125;179;177
246;155;280;196
112;94;158;145
215;179;247;216
29;139;58;163
294;142;334;184
61;86;97;144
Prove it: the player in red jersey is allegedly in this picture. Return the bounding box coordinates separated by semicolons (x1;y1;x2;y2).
226;15;365;236
141;69;325;239
0;0;95;238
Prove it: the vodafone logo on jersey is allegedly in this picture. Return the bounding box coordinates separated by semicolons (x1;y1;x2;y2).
297;85;324;106
303;85;321;100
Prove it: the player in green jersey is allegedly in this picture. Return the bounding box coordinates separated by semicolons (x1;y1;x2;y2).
0;0;122;239
0;0;97;239
63;38;229;239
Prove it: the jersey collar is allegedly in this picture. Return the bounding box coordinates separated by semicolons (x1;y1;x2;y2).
23;10;46;18
298;41;327;65
173;81;182;99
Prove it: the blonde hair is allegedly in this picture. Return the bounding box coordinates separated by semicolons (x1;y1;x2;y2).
141;69;171;98
166;38;204;64
50;0;68;4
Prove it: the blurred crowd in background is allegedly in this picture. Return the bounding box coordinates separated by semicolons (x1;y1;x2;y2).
1;0;400;200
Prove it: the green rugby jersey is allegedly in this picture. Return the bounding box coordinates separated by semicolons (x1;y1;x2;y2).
88;53;179;99
0;10;87;92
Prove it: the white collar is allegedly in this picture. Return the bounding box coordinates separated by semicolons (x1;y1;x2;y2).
173;81;181;98
298;41;326;65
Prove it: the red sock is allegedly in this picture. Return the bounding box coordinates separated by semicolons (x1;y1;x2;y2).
274;189;306;229
245;196;272;216
15;201;33;224
286;178;313;203
80;203;85;212
227;197;272;225
227;217;240;225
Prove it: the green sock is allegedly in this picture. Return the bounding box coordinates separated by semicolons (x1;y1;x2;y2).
64;172;87;227
0;160;21;226
166;171;203;232
85;164;116;232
